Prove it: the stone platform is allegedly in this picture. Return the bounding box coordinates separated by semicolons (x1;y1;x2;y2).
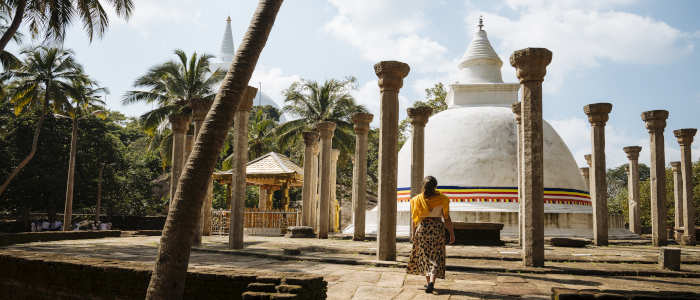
2;235;700;299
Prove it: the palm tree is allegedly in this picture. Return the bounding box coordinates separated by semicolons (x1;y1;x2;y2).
0;46;84;197
55;77;107;230
145;0;283;298
0;11;22;70
222;107;278;170
276;77;367;155
0;0;133;53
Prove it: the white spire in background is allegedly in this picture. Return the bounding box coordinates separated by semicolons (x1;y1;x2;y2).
458;16;504;84
219;16;235;67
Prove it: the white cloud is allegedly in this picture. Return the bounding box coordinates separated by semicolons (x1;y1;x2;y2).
468;1;694;91
106;0;203;36
352;80;411;128
249;65;301;107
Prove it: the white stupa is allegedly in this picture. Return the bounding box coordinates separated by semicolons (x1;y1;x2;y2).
345;19;634;238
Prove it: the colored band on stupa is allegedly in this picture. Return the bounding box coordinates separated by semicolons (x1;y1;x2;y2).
397;186;591;206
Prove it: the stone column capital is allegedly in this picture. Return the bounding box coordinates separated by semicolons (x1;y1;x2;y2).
374;61;410;91
190;98;213;122
237;86;258;112
584;154;592;167
169;113;192;132
623;146;642;160
407;106;432;126
641;110;669;133
331;148;340;160
583;103;613;126
580;167;589;176
673;128;697;146
316;121;336;139
351;112;374;134
302;130;319;146
509;48;552;83
511;102;522;124
670;161;681;172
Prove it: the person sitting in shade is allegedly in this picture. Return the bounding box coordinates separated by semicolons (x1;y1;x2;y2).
407;176;455;294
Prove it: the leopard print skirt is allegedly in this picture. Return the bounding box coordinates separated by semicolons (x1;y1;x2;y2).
407;217;446;279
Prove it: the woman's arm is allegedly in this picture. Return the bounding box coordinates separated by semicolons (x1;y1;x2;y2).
444;213;455;244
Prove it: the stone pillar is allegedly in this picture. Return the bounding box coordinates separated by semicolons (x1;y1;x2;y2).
302;130;319;227
311;143;320;232
579;168;590;190
191;99;213;245
511;102;523;246
375;61;410;261
584;103;612;246
671;161;683;241
674;128;697;245
317;121;336;239
407;106;432;240
642;110;669;246
510;48;551;267
184;133;194;162
229;86;256;249
623;146;642;235
330;149;340;232
168;113;191;206
258;186;268;209
351;112;373;241
584;154;592;167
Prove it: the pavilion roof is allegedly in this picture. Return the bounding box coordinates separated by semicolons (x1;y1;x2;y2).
212;152;303;186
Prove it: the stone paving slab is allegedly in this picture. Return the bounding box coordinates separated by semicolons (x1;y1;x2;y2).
3;235;700;299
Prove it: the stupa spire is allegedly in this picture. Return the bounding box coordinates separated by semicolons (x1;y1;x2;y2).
219;16;235;65
458;17;504;83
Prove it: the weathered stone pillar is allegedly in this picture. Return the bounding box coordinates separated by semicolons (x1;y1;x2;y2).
671;161;683;241
311;143;320;232
375;61;410;261
584;103;612;246
407;106;432;240
317;121;336;239
511;102;523;246
191;99;213;245
579;168;590;190
510;48;551;267
351;112;373;241
642;110;669;246
302;130;319;227
584;154;592;167
623;146;642;235
258;186;268;209
330;149;340;232
184;132;194;162
229;86;256;249
674;128;697;245
168;113;191;206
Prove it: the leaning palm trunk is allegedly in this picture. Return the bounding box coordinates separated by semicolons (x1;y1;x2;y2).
0;101;48;197
62;117;79;231
145;1;283;299
0;0;26;53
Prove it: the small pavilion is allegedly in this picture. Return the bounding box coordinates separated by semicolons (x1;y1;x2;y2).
213;152;304;210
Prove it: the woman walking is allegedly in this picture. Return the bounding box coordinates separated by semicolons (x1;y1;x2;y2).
407;176;455;293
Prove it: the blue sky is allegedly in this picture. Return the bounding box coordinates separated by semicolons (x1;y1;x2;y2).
8;0;699;168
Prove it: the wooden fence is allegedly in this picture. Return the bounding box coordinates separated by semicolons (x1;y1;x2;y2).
210;209;301;235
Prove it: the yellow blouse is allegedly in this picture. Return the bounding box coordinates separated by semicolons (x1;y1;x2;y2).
410;191;450;226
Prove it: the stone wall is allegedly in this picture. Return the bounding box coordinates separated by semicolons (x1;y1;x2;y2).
108;216;166;230
0;230;121;247
0;251;326;300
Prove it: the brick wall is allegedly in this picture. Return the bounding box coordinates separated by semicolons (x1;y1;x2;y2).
0;251;326;300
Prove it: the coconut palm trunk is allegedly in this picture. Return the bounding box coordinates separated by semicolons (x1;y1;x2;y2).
0;0;26;53
0;100;49;197
145;1;283;299
62;117;79;231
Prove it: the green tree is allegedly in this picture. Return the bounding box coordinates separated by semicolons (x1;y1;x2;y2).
398;82;447;147
0;0;133;54
0;46;84;197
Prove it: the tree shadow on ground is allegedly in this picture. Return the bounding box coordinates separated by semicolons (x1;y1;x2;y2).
509;273;602;287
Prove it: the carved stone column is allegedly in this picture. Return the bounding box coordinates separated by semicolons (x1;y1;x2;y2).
184;132;194;162
511;102;523;246
623;146;642;235
258;186;268;210
674;128;697;245
302;130;319;227
330;149;340;232
311;144;320;232
407;106;432;240
584;154;592;167
168;113;192;206
229;86;256;249
671;161;683;241
510;48;551;267
351;112;373;241
579;168;590;191
375;61;410;261
191;99;213;245
642;110;669;246
584;103;612;246
317;121;336;239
